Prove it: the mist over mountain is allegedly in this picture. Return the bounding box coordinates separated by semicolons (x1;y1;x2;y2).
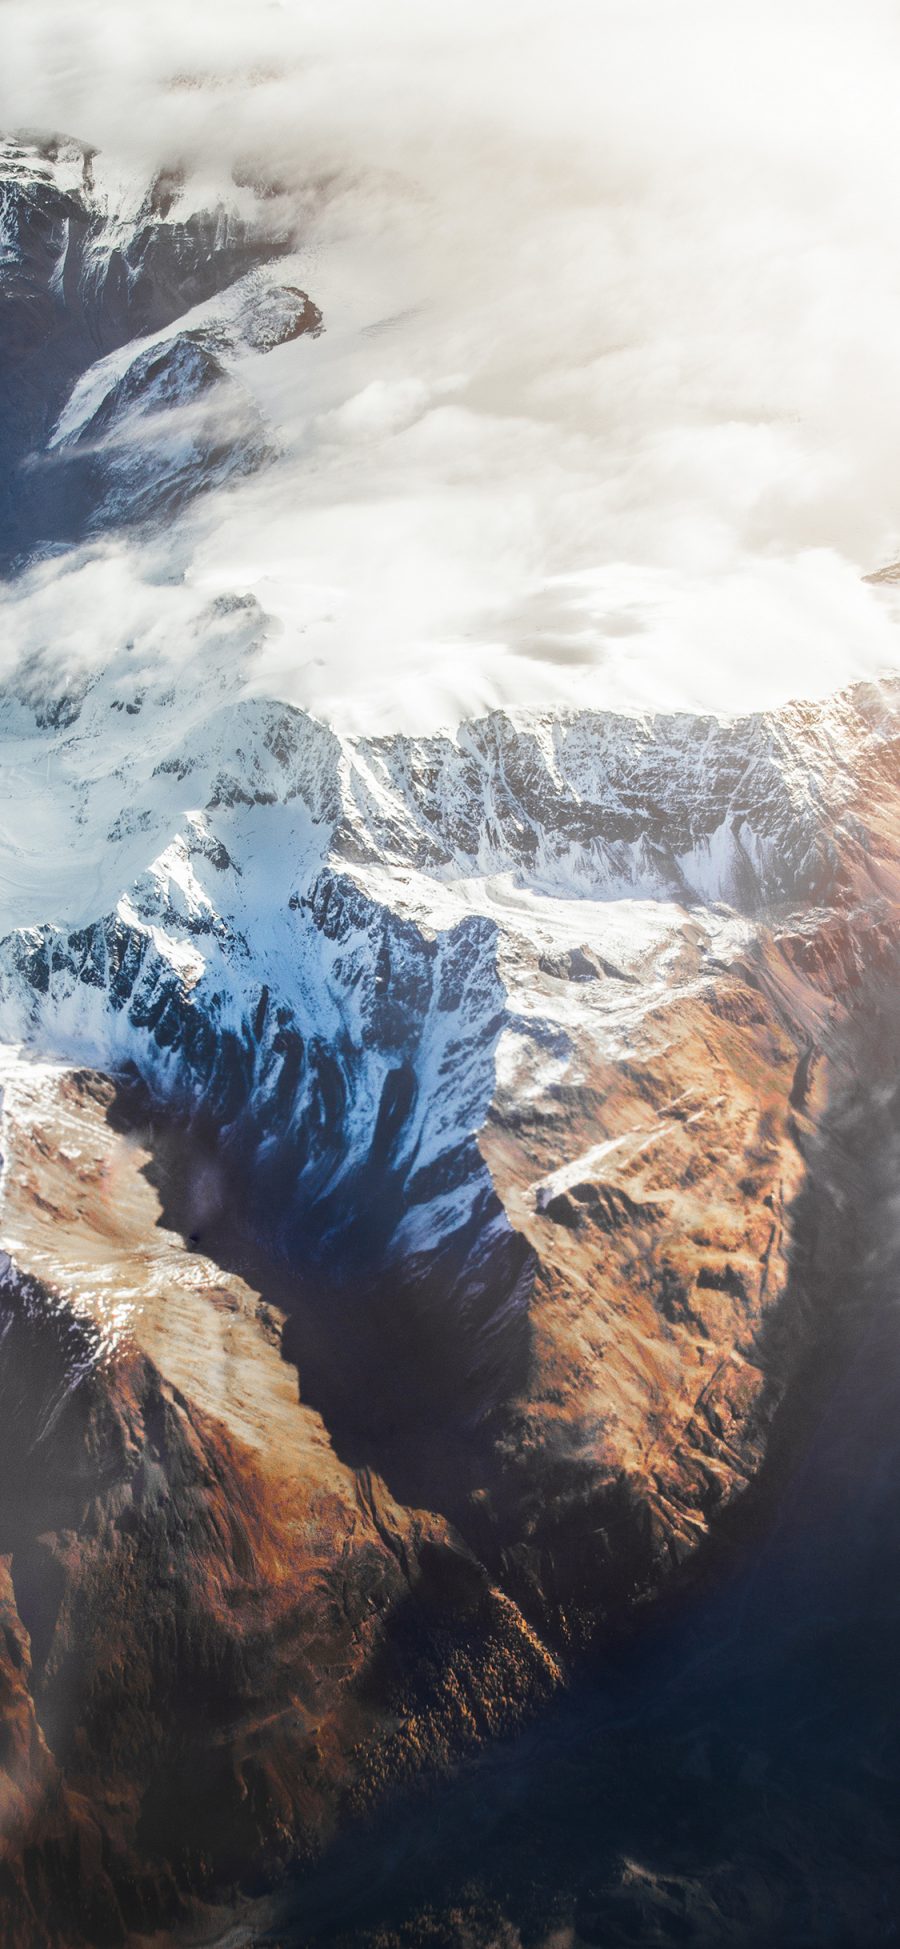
4;2;900;727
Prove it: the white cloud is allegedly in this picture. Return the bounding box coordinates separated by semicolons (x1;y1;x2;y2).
4;0;900;728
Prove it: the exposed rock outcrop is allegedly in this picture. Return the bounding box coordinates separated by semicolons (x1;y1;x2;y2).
0;660;898;1938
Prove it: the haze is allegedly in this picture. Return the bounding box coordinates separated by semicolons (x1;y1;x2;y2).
3;0;900;731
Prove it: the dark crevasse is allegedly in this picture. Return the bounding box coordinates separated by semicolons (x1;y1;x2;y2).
95;900;534;1521
231;978;900;1948
126;1088;533;1524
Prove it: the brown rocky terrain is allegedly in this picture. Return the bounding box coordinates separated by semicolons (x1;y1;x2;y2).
3;785;900;1945
276;948;900;1949
0;1066;560;1946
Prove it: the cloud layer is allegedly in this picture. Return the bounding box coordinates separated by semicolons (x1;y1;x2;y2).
4;0;900;728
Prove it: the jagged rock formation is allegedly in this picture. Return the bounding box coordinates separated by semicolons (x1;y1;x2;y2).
2;640;900;1941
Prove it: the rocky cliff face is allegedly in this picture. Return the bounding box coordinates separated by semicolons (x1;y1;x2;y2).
2;134;900;1947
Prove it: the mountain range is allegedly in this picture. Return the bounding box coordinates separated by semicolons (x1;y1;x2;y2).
2;133;900;1949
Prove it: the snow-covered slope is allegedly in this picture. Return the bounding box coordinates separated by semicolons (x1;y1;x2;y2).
1;609;897;1428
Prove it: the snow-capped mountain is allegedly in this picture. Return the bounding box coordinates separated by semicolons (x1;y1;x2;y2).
2;605;898;1480
3;131;900;1949
0;606;887;1291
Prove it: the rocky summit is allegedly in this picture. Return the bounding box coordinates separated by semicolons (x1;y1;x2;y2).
2;134;900;1949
